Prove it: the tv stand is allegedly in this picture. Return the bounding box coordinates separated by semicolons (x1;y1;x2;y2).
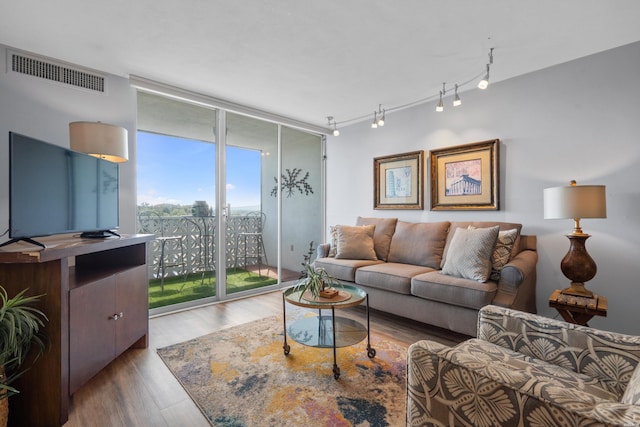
80;229;121;239
0;237;46;249
0;233;154;427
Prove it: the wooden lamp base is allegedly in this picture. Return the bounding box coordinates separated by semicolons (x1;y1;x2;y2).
560;233;597;298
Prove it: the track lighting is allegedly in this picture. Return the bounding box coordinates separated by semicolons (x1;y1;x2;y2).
478;64;490;89
436;83;445;112
478;48;494;90
328;47;494;128
453;84;462;106
326;116;340;136
376;105;385;126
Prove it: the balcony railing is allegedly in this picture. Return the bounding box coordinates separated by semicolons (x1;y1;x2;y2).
137;214;267;280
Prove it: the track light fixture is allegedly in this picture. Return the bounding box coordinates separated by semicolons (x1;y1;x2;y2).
453;84;462;106
478;48;494;90
435;83;446;112
327;116;340;136
376;104;385;127
327;47;495;134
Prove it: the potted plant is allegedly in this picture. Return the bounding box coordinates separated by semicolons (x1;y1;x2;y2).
0;286;47;427
295;262;341;301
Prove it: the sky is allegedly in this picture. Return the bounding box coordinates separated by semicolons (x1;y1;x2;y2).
136;132;261;210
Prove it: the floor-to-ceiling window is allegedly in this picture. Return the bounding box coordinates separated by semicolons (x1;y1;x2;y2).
135;90;323;314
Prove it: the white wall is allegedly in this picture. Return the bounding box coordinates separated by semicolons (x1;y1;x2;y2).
325;41;640;335
0;45;138;238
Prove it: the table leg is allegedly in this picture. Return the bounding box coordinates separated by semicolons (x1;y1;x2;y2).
331;306;340;379
366;294;376;358
282;293;290;355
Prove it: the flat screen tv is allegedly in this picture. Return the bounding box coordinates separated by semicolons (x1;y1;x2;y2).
2;132;119;248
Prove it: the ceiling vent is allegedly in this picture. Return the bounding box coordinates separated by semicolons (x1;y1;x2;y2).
9;50;105;93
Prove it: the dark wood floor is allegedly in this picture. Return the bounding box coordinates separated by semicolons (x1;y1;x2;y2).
63;290;468;427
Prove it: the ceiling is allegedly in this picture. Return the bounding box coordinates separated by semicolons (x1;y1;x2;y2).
2;1;640;129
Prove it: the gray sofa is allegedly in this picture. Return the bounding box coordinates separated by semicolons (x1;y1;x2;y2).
315;217;537;336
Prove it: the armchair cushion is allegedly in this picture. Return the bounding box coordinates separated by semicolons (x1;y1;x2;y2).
622;364;640;405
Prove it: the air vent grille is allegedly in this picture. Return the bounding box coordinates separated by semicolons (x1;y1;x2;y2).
11;52;105;92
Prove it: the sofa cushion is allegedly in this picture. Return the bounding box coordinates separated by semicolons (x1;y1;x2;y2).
441;225;500;282
468;225;519;280
441;222;522;268
622;364;640;405
335;224;377;260
387;221;450;268
355;262;434;295
314;257;383;282
355;216;397;261
411;271;497;309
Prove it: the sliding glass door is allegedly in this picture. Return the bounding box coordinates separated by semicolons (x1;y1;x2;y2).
136;91;323;314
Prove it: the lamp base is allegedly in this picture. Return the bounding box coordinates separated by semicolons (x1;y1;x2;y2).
559;233;597;299
560;282;594;298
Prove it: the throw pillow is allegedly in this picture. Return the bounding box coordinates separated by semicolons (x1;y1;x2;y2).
328;225;338;257
621;364;640;405
468;225;519;281
335;224;377;260
355;216;398;261
490;228;519;280
441;225;500;282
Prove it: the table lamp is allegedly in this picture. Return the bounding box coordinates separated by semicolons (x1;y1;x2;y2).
543;180;607;297
69;121;129;163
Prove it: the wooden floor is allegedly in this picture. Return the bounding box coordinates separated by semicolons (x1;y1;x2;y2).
63;290;468;427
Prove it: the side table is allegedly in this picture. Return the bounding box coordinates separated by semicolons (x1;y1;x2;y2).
548;289;607;326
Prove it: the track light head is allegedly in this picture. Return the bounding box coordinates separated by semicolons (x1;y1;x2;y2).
377;109;385;126
333;128;340;136
327;116;340;136
453;84;462;106
436;91;444;112
371;112;378;128
478;64;490;89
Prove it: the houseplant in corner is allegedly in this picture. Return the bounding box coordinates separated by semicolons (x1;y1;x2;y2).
0;286;47;427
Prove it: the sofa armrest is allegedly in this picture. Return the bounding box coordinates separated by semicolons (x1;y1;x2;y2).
407;337;640;427
492;248;537;313
316;243;330;259
477;305;640;398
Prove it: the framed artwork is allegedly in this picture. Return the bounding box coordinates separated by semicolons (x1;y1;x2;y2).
429;139;499;210
374;150;424;210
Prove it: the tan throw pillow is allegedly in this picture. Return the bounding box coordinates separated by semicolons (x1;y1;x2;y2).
355;217;398;261
441;225;500;282
335;224;377;260
328;225;338;257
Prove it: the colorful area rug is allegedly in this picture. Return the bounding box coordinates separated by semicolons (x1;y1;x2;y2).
157;315;407;426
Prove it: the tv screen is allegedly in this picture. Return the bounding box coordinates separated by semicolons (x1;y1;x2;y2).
7;132;119;245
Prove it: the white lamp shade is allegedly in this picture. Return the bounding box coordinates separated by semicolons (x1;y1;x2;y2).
69;121;129;163
543;184;607;219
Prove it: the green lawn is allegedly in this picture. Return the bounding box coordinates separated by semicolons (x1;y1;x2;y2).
148;268;278;309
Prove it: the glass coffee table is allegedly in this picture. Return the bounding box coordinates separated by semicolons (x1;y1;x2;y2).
282;283;376;379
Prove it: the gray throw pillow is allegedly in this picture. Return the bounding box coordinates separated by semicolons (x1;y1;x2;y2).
441;225;500;282
335;224;377;260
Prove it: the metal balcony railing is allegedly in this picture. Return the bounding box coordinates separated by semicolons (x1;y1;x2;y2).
137;214;267;280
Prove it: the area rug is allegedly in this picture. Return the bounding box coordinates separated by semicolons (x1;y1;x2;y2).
157;315;407;426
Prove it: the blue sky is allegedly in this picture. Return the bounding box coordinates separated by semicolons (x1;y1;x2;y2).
137;132;261;209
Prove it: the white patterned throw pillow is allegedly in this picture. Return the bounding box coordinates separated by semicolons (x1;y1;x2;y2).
441;226;500;282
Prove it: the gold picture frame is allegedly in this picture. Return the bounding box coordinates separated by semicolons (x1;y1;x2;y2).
374;150;424;210
430;139;499;210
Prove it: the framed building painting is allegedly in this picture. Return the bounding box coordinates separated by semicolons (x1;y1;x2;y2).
374;150;424;210
430;139;499;210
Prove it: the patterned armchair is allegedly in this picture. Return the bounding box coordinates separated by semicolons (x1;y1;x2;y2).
407;305;640;427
